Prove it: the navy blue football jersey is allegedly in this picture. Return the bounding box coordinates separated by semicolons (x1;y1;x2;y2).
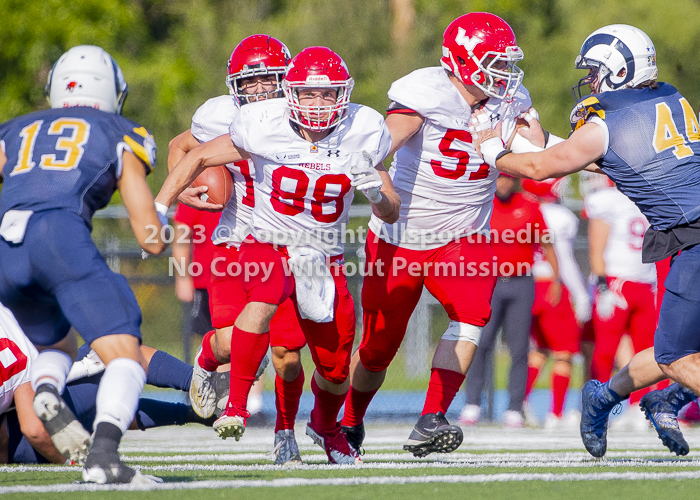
570;83;700;230
0;107;156;226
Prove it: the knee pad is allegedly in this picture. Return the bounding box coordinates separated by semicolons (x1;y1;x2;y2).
358;344;397;373
441;321;483;345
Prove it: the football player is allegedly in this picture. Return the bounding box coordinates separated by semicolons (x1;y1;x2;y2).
472;24;700;457
0;305;223;465
167;34;308;465
520;178;590;430
0;45;167;483
584;178;659;430
155;46;400;464
339;12;542;456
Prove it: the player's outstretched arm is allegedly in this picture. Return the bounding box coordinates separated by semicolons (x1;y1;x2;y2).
118;151;167;255
156;134;247;209
474;108;606;180
13;383;67;464
373;167;401;223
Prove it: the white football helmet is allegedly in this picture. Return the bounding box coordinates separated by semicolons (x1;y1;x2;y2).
573;24;657;99
578;170;614;198
46;45;129;114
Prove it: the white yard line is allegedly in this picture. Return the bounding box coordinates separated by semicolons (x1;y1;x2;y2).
3;470;700;494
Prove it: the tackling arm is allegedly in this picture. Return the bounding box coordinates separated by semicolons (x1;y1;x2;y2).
476;119;606;180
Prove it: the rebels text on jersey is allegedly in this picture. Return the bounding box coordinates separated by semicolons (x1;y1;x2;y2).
229;98;392;255
0;107;155;227
0;303;37;415
190;96;255;248
584;187;656;284
370;67;532;250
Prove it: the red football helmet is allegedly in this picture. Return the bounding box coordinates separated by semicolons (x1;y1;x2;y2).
283;47;354;132
521;178;567;202
226;34;291;105
441;13;524;101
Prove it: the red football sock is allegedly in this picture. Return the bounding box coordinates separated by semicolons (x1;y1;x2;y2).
551;372;570;417
341;386;379;428
226;326;269;412
310;375;346;433
275;370;305;433
526;365;540;399
421;368;465;416
198;330;221;372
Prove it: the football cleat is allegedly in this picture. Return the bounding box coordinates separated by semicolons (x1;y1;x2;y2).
306;419;362;465
502;410;525;428
83;451;162;485
580;379;623;458
213;406;249;440
640;384;693;456
403;412;463;458
212;371;231;418
270;429;302;465
66;349;106;383
340;422;365;455
189;346;218;419
33;384;91;466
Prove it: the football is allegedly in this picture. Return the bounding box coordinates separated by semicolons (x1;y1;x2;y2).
190;165;234;208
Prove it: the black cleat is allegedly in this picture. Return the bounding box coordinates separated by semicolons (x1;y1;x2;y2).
340;422;365;455
403;412;463;458
640;386;690;456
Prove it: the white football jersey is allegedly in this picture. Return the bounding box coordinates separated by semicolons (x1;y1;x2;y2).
584;187;656;284
532;202;589;306
230;98;392;255
191;95;254;248
369;67;532;249
0;303;38;415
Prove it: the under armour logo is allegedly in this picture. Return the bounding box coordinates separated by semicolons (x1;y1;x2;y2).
327;150;340;157
455;28;482;53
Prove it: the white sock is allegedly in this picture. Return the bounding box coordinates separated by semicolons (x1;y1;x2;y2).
30;350;72;392
94;358;146;434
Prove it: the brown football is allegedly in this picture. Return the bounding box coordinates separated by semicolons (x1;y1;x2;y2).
190;165;234;208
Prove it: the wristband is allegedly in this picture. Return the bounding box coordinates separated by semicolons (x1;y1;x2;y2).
481;137;506;167
596;275;609;291
155;202;169;227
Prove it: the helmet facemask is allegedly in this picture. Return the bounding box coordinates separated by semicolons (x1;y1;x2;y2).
226;64;286;105
470;46;524;101
283;77;354;132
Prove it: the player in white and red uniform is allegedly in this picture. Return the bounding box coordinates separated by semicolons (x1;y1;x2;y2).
0;302;69;464
339;12;545;457
156;46;400;465
585;185;659;425
167;35;308;465
521;178;590;428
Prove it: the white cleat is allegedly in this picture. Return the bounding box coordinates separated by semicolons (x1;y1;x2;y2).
189;346;217;419
33;384;91;465
270;429;303;465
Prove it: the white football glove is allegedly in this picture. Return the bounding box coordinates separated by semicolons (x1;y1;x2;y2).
595;278;628;321
66;350;106;383
350;151;383;203
574;298;592;324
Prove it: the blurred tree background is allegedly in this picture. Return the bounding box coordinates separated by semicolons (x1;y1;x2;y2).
3;0;700;192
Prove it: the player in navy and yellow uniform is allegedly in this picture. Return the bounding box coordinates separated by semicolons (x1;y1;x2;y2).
0;46;166;484
471;25;700;458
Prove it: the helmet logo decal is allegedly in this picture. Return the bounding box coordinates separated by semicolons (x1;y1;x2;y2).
66;81;78;92
455;28;482;53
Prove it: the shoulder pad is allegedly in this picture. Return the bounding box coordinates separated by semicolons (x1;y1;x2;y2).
570;96;606;132
123;126;157;173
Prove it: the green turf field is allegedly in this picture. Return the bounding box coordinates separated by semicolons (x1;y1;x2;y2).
3;423;700;499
